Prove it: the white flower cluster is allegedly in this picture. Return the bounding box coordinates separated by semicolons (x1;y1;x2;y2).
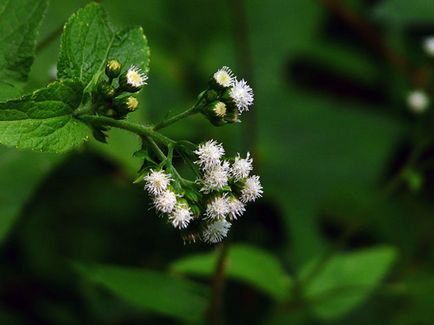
194;140;263;243
213;66;254;114
144;170;193;229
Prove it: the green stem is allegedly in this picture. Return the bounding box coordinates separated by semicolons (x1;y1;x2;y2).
153;104;200;131
78;115;175;146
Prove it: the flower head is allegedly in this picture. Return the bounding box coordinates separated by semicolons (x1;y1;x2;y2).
205;195;229;220
153;190;177;213
227;196;245;220
144;170;172;196
240;175;263;203
202;219;231;244
231;152;253;181
213;102;227;117
424;37;434;57
407;90;429;114
200;161;230;193
194;140;225;170
230;79;254;113
213;66;235;88
169;203;193;229
126;65;148;88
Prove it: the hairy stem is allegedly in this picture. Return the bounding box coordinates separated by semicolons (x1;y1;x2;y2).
78;115;175;146
207;243;229;325
153;104;200;131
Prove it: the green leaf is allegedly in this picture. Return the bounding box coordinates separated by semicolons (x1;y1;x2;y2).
73;262;209;323
0;79;88;152
170;244;292;301
57;2;150;90
373;0;434;25
0;147;59;243
302;246;398;320
0;0;48;101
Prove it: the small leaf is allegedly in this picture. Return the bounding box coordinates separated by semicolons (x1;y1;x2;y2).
57;3;150;91
73;262;209;323
0;79;88;152
170;244;293;301
0;0;49;101
302;246;398;320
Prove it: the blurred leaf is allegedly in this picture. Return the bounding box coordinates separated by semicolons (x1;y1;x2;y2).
0;0;48;101
373;0;434;25
0;80;88;153
302;246;398;320
170;244;292;301
58;3;150;89
73;262;209;323
0;146;58;243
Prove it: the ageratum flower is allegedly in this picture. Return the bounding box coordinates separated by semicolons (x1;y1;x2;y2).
205;195;230;220
202;219;232;244
169;203;193;229
227;196;245;220
230;79;254;113
194;140;225;170
231;152;253;181
213;66;235;88
200;161;230;193
144;170;172;196
240;175;263;203
153;190;177;213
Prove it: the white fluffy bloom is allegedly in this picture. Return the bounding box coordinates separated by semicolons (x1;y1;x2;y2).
205;196;229;220
153;190;177;213
126;65;148;87
169;203;193;229
407;90;429;114
230;79;254;113
213;66;235;88
231;152;253;181
200;161;230;193
240;175;263;203
144;170;172;196
227;197;245;220
194;140;225;170
202;219;231;244
423;37;434;57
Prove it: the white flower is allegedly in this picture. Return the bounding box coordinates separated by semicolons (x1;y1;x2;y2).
153;190;177;213
423;36;434;57
231;152;253;181
144;170;172;196
213;66;235;88
407;90;429;114
200;161;230;193
126;65;148;88
227;197;245;220
205;196;229;220
230;79;254;113
202;219;231;244
240;175;263;203
194;140;225;170
213;102;227;117
169;203;193;229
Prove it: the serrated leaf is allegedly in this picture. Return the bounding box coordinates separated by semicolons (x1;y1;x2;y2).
0;79;88;152
57;2;150;91
73;262;209;323
0;0;48;101
302;246;398;320
170;244;293;301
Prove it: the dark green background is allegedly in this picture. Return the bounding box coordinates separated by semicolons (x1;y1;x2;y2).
1;0;433;324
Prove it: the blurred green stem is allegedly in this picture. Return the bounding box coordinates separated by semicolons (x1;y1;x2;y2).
153;104;200;131
207;243;229;325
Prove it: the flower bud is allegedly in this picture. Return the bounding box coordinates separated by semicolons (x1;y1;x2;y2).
114;96;139;113
98;80;116;99
201;101;228;126
105;60;122;79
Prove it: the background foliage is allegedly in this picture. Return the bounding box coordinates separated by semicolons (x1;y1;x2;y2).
0;0;433;324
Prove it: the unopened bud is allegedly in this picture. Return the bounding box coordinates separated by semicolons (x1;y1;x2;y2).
105;60;122;79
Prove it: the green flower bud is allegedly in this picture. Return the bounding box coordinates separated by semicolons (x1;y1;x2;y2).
105;60;122;79
114;96;139;113
98;81;116;99
205;89;219;102
201;101;228;126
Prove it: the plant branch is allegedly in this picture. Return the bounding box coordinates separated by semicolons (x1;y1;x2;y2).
153;104;200;131
207;243;229;325
78;115;175;147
